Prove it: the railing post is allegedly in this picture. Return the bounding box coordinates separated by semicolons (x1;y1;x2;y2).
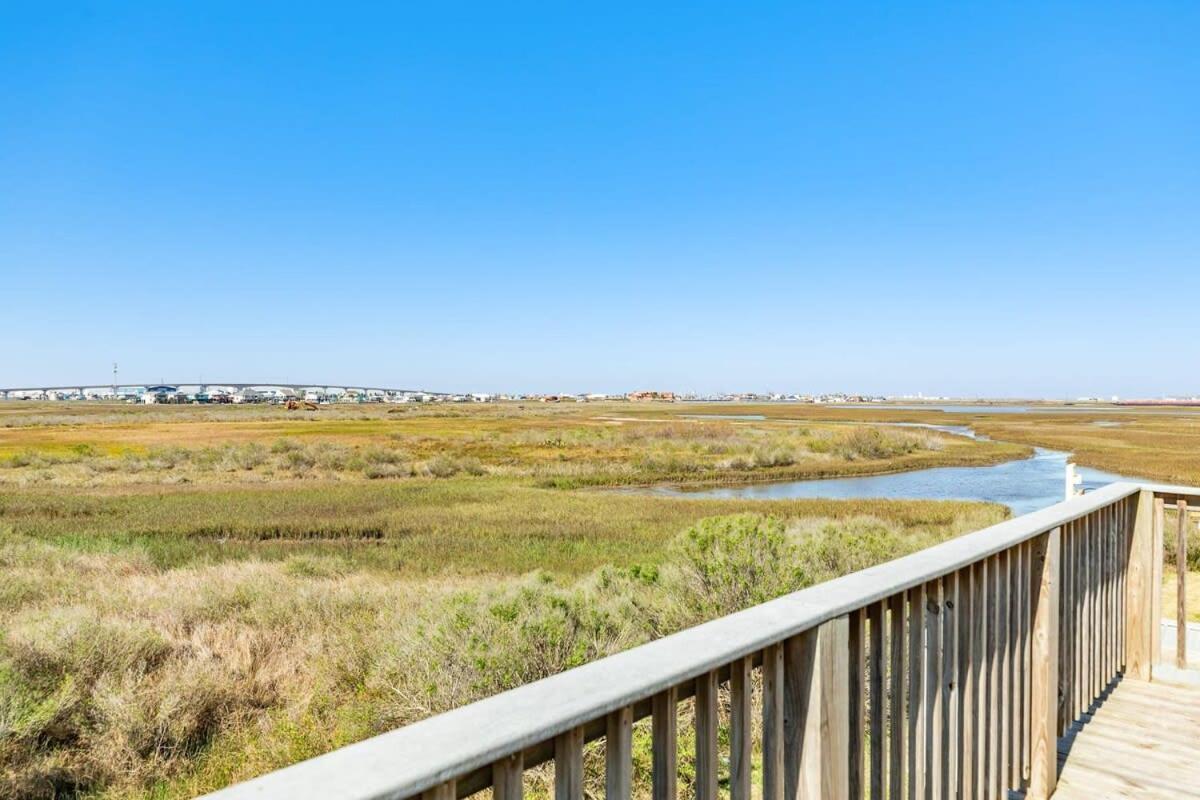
785;616;850;800
1125;489;1156;680
1029;526;1061;800
1177;500;1189;669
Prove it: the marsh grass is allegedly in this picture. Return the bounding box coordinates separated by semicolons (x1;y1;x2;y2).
0;508;1000;798
0;403;1027;490
0;399;1132;798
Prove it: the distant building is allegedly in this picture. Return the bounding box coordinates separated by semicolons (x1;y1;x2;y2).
627;391;676;402
232;388;263;404
142;385;180;404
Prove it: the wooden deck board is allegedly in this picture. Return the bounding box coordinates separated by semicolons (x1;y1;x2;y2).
1049;678;1200;799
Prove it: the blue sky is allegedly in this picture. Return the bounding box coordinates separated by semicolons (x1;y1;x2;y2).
2;3;1197;397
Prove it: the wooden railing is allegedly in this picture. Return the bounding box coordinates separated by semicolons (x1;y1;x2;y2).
203;481;1200;800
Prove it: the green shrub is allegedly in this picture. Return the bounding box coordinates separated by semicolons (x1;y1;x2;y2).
361;446;406;466
751;448;795;468
364;463;407;480
669;514;809;620
458;457;486;476
229;443;267;470
834;428;923;461
284;449;317;470
270;438;303;455
424;456;460;478
1163;510;1200;570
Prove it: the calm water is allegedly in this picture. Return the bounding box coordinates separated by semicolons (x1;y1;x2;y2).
830;404;1038;413
650;447;1137;516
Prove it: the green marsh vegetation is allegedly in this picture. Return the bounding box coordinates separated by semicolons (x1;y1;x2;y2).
0;504;1003;798
0;402;1029;489
9;399;1170;798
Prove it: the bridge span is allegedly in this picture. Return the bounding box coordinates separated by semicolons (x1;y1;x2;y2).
0;382;452;398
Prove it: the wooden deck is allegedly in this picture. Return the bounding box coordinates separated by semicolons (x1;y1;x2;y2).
1050;678;1200;799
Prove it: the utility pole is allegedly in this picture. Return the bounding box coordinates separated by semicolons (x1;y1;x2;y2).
112;362;118;396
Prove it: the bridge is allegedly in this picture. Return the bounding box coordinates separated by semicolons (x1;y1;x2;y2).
204;481;1200;800
0;382;451;398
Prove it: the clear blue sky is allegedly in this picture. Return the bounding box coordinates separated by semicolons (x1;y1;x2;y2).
2;3;1197;397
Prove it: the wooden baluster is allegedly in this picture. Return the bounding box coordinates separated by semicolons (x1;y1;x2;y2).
730;657;752;800
1099;506;1108;690
1102;505;1111;688
927;580;942;800
1107;502;1117;683
422;781;456;800
1120;497;1128;670
695;671;718;800
975;557;989;800
942;572;958;800
1008;545;1022;789
555;727;584;800
652;687;677;800
720;662;748;800
606;707;632;800
1072;519;1083;721
1020;540;1032;786
1065;520;1075;738
1029;527;1061;800
1097;506;1106;689
762;645;783;800
493;753;523;800
1113;501;1121;671
784;634;805;800
868;602;885;800
961;564;977;800
987;555;1001;800
850;609;866;800
888;592;907;800
998;550;1011;795
1178;500;1189;669
908;583;926;800
1102;504;1112;685
1082;512;1093;709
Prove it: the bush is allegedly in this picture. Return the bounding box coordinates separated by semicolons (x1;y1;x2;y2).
791;515;915;583
270;439;302;455
364;463;408;480
361;446;406;466
424;456;460;478
751;448;795;468
668;514;810;620
228;443;267;471
834;428;923;461
1164;510;1200;570
284;449;317;470
376;569;657;718
458;457;486;476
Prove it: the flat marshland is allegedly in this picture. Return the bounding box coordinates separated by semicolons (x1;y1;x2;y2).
0;400;1194;798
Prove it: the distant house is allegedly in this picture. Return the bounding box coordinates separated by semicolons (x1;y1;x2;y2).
142;385;180;404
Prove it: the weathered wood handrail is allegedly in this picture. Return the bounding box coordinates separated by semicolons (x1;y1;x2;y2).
203;481;1200;800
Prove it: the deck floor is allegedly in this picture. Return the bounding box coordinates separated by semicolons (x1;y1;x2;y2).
1052;678;1200;798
